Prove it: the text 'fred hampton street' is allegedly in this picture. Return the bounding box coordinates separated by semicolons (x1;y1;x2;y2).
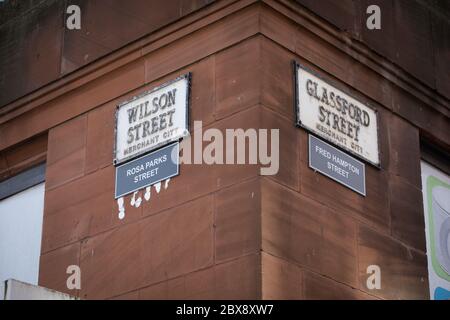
315;144;360;178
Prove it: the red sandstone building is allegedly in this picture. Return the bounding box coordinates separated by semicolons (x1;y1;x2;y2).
0;0;449;300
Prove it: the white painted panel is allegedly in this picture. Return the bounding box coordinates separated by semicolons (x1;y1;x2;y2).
4;279;77;300
0;183;45;286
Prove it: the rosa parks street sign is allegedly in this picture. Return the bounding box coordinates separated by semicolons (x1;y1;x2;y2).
115;143;179;199
114;73;190;165
309;135;366;196
294;62;380;167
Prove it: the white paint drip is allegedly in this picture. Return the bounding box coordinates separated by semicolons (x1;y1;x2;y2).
164;178;171;189
117;197;125;220
120;179;170;211
134;193;142;208
144;186;151;201
130;192;137;207
154;182;162;193
131;191;142;208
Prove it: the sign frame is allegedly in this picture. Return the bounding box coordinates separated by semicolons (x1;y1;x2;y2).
113;73;191;166
308;134;366;196
114;142;180;199
293;60;381;168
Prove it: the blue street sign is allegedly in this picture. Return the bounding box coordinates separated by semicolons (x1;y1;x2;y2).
115;142;179;198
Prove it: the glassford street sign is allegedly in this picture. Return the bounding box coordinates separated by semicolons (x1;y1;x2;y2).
294;62;380;167
114;73;190;165
115;143;179;199
309;135;366;196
